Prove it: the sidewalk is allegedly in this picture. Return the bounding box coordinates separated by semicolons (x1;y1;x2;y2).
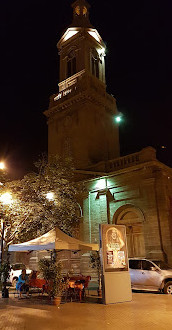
0;292;172;330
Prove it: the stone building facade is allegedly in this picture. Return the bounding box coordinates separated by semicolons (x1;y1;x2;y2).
44;0;120;169
78;147;172;265
44;0;172;266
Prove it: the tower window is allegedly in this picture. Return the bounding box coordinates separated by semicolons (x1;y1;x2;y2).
75;5;87;16
67;50;76;78
75;6;80;15
83;6;87;16
91;49;99;79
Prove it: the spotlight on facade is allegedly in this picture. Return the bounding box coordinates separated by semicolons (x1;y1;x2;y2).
115;115;122;123
97;47;106;57
95;178;106;190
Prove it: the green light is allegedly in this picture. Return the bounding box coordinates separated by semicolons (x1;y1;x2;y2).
115;116;122;123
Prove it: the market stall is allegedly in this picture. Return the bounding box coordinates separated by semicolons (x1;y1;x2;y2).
8;227;98;252
9;228;99;301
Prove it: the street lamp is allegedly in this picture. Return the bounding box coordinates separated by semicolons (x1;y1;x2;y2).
0;162;5;170
46;192;54;201
0;161;6;266
0;192;13;298
0;161;6;186
0;192;13;266
46;192;60;207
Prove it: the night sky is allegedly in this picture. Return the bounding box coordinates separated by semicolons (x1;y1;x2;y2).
1;0;172;179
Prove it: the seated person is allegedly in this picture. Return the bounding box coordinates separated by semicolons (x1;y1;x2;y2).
29;270;37;280
16;269;29;298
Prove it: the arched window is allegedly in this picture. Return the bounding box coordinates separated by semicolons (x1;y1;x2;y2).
113;205;146;258
91;49;99;79
75;5;80;15
83;6;87;16
67;50;76;78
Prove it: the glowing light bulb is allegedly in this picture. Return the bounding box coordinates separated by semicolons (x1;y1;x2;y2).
0;192;13;205
0;162;5;170
46;192;54;201
115;116;122;123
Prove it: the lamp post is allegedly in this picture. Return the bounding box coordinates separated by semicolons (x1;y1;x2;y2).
0;161;6;267
46;192;57;261
0;192;13;298
0;219;5;267
0;192;13;267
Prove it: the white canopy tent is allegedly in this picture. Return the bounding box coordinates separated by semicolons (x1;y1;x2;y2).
8;227;99;252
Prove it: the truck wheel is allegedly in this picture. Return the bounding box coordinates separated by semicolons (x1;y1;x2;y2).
164;281;172;294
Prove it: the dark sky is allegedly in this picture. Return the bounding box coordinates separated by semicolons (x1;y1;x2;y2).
1;0;172;178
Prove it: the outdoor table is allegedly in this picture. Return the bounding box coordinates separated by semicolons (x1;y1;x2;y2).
67;276;91;301
29;276;91;301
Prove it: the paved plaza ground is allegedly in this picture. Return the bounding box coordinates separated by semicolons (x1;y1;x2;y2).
0;292;172;330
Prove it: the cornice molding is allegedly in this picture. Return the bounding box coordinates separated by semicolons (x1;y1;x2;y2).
44;90;115;119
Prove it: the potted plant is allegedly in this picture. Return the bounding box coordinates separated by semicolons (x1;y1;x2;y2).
90;251;102;296
39;257;65;306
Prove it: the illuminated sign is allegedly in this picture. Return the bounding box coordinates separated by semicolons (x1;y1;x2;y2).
100;224;128;272
54;88;72;101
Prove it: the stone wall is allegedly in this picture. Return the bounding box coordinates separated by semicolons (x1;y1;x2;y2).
81;160;172;265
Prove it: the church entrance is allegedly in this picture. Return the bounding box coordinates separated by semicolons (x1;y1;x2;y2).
113;205;146;258
126;224;145;257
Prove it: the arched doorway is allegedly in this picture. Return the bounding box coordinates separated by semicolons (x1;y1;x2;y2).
113;205;146;258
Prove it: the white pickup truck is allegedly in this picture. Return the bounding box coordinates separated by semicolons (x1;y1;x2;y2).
129;258;172;294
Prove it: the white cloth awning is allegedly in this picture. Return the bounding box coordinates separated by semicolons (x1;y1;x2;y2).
8;228;99;252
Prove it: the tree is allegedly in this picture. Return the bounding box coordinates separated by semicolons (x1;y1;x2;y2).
0;155;81;248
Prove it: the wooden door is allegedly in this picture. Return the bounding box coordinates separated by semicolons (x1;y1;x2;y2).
126;225;145;258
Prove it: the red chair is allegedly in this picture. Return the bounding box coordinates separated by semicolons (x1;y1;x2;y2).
29;278;47;293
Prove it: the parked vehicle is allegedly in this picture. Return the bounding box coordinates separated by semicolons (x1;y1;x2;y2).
9;263;32;287
129;258;172;294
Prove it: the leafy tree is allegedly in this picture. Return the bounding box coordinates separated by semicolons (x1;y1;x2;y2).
0;155;81;248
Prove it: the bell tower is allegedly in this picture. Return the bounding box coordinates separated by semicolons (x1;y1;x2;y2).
44;0;120;169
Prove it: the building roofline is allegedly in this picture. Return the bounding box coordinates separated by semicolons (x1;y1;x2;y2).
76;159;172;185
